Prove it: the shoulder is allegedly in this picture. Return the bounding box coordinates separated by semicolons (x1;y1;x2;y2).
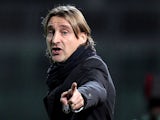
81;55;108;70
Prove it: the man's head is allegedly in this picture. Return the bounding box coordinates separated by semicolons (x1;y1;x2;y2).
42;5;95;62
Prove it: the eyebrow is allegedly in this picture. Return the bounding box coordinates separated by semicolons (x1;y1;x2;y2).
59;24;72;31
47;25;54;30
47;23;72;30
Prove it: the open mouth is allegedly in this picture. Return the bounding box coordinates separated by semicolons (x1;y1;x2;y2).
52;47;62;55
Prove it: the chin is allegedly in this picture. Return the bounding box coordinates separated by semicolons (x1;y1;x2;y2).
52;57;66;63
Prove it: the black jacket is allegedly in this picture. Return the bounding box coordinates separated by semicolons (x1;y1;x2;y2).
44;46;116;120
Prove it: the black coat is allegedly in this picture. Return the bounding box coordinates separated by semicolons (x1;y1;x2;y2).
44;46;116;120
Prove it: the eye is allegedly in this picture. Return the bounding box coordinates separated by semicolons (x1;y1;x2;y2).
46;30;55;40
47;30;54;36
48;30;55;34
46;25;55;34
61;30;68;35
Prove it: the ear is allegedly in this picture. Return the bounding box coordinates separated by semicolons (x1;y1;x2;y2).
78;32;87;44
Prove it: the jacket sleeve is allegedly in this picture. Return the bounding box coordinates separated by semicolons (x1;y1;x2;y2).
78;80;107;109
77;57;110;110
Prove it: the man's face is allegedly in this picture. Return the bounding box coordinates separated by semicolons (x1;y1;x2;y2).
46;16;86;62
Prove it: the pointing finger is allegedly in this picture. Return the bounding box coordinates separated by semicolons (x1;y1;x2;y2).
71;82;77;92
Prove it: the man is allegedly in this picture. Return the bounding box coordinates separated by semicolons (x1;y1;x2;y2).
42;5;116;120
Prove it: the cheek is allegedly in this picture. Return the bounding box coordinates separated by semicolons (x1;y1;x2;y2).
69;42;80;53
63;38;80;55
64;43;75;55
46;40;51;53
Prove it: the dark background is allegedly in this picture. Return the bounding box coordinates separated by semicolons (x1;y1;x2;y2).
0;0;160;120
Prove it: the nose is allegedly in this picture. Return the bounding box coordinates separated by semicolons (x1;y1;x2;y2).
51;32;60;44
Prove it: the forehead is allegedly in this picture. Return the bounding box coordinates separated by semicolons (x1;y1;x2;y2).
47;16;71;29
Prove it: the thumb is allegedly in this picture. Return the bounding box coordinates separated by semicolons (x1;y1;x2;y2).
60;91;69;105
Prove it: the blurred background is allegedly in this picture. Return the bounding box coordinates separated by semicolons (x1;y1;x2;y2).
0;0;160;120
